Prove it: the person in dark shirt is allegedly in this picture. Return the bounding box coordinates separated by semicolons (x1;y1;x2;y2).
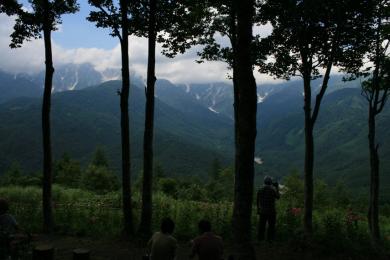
190;220;223;260
257;176;280;241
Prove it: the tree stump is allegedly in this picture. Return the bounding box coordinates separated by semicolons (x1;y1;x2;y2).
73;248;91;260
32;244;54;260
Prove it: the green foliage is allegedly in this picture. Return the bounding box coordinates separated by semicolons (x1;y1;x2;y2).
0;184;387;255
81;165;119;194
282;171;304;208
330;180;352;208
0;0;79;48
91;147;109;168
0;162;40;187
154;164;234;203
158;177;178;198
257;0;371;79
54;153;82;188
208;158;221;181
77;147;119;194
206;167;234;202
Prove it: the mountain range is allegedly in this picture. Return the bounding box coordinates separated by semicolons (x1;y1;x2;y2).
0;63;389;202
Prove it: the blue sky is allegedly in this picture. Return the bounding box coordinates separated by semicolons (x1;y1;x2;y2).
22;0;118;50
0;1;275;84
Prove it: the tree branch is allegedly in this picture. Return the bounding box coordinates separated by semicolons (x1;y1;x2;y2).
311;30;339;125
96;5;122;42
376;88;390;114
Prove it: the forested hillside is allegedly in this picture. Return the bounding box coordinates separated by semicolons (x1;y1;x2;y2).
0;72;389;201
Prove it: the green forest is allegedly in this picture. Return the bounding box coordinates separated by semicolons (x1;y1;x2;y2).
0;0;390;259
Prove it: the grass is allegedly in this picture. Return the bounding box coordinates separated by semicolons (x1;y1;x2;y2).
0;185;389;258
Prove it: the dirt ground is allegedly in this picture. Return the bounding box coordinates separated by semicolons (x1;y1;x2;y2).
29;235;389;260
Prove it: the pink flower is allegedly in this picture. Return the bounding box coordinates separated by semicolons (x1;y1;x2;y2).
290;207;302;216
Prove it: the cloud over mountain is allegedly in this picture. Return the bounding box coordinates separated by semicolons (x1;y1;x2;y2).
0;14;276;84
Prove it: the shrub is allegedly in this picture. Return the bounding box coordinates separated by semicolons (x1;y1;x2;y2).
81;165;119;194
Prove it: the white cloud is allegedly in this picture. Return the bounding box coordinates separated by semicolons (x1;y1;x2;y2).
0;13;276;84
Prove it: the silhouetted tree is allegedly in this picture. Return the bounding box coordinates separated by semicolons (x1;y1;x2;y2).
346;0;390;242
160;1;259;257
0;0;79;233
257;0;372;235
129;0;190;235
231;1;258;258
87;0;134;235
140;0;158;237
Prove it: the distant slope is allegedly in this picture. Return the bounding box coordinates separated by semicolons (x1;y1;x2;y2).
0;71;41;103
0;69;389;201
257;87;390;202
0;81;233;178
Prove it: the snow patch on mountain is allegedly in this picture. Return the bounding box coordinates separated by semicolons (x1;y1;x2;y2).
254;157;263;165
208;106;219;114
70;70;79;91
257;92;269;103
185;84;191;93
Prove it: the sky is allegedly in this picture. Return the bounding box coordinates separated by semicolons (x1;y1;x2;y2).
0;1;275;84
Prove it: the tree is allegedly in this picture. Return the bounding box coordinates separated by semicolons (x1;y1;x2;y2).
0;162;22;186
129;0;189;236
132;0;158;237
91;147;109;168
53;153;82;188
257;0;372;235
349;0;390;242
81;164;120;194
87;0;134;236
231;0;258;258
0;0;79;232
160;1;259;257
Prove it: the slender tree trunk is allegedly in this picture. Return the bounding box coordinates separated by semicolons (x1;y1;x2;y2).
139;0;157;237
368;107;380;242
120;0;133;236
367;18;382;243
42;0;54;233
303;73;314;236
232;0;257;259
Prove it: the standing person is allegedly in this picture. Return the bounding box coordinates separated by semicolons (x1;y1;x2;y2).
257;176;280;241
190;220;223;260
147;217;177;260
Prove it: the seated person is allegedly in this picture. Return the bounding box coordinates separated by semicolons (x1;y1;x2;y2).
190;220;223;260
147;217;177;260
0;199;18;235
0;198;28;259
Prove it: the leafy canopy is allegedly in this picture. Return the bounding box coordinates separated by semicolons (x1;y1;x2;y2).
0;0;79;48
256;0;373;80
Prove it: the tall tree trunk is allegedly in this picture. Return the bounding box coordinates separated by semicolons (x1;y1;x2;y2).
367;17;382;243
232;0;257;259
42;0;54;233
120;0;133;236
139;0;157;237
368;107;380;242
303;73;314;236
